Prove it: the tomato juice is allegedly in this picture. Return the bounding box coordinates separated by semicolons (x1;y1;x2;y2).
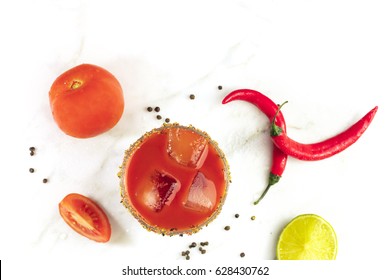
119;124;230;235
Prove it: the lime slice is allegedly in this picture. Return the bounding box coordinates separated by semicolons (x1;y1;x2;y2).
276;214;338;260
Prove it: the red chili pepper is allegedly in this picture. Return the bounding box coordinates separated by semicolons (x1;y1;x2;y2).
222;89;288;204
223;88;378;203
271;103;378;161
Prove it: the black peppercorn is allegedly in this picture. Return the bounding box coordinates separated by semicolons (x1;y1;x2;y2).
29;168;35;173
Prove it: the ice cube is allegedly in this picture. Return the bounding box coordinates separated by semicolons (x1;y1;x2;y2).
167;127;209;169
143;170;181;212
184;172;217;212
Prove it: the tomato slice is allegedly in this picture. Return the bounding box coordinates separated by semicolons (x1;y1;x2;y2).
59;193;111;242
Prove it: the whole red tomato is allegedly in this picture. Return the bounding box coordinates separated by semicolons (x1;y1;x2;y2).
49;64;124;138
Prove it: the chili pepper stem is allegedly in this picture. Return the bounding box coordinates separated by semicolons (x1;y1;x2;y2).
254;184;272;205
271;101;288;137
254;173;281;205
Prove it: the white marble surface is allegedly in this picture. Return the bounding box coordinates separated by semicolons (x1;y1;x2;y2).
1;0;390;277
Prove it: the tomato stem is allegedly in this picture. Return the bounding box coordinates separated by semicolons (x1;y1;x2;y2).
70;80;82;89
